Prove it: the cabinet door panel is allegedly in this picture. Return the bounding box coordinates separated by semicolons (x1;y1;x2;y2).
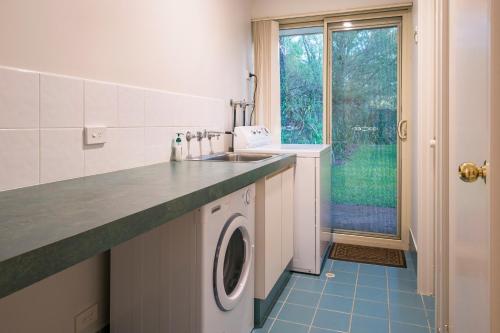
281;167;295;269
265;172;282;295
292;158;316;273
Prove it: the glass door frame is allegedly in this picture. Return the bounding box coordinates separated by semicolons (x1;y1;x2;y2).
326;18;402;240
322;10;412;249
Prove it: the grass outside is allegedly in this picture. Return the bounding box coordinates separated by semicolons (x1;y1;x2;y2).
332;144;397;208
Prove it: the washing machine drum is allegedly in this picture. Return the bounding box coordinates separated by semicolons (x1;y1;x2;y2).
213;213;253;311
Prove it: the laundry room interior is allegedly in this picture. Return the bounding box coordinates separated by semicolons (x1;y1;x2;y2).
0;1;498;333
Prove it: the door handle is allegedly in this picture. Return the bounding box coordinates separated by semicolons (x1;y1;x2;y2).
397;120;408;140
458;161;488;183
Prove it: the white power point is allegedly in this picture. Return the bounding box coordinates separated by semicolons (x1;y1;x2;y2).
75;303;98;333
85;126;107;145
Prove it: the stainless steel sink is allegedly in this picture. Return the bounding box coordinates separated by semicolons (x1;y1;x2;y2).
187;152;277;162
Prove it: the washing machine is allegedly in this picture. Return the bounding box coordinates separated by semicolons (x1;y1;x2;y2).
196;184;255;333
110;184;255;333
234;126;332;275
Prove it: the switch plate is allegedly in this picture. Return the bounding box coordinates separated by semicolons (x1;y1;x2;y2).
85;126;106;145
75;303;98;333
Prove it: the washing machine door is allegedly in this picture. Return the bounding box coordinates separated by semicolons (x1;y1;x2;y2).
213;213;253;311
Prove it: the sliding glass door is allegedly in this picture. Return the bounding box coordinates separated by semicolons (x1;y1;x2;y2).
280;13;410;244
328;19;402;238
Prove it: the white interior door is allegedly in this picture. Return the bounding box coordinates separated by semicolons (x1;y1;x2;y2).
446;0;497;332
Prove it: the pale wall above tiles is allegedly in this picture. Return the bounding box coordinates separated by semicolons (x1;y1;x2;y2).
0;66;227;192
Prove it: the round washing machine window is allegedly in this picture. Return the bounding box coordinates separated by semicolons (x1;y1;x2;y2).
213;214;253;312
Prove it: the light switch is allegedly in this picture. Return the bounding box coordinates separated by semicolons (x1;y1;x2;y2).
85;126;106;145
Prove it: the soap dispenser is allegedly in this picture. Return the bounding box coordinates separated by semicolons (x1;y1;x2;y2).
172;133;184;161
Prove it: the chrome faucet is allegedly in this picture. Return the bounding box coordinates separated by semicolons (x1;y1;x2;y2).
207;131;224;154
196;130;207;156
185;131;194;158
196;130;207;141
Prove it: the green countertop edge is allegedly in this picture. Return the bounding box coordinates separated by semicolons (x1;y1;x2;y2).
0;155;295;299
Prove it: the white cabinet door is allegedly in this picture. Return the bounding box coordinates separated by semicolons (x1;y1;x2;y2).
264;172;282;296
281;167;294;268
292;157;316;273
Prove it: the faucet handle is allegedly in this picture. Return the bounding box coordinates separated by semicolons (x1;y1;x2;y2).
196;130;207;141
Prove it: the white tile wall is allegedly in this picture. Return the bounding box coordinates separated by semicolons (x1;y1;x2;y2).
0;129;39;191
40;74;84;128
0;68;39;128
118;86;145;127
84;80;118;127
0;66;229;192
84;128;145;176
40;129;84;183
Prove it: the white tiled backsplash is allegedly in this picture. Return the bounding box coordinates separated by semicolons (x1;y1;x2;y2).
0;66;228;191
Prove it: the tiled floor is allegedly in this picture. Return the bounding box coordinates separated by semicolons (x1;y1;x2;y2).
253;254;435;333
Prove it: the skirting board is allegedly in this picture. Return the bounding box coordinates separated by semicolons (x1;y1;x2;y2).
409;228;418;273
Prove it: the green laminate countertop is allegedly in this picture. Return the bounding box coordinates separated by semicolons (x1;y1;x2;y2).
0;154;295;298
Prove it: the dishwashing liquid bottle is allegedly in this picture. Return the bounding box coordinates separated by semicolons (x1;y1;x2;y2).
172;133;184;161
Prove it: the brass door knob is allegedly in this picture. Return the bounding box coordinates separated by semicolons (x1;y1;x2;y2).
458;161;488;183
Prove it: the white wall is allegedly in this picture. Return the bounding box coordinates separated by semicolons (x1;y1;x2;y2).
0;0;252;331
491;0;500;329
251;0;411;19
0;0;251;100
410;0;419;245
0;66;228;191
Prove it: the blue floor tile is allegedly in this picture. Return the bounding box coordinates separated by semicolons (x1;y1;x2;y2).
388;277;417;292
309;327;341;333
359;264;387;276
253;317;274;333
277;287;291;302
269;301;283;318
332;260;359;273
387;267;416;280
351;315;389;333
319;294;353;313
389;290;424;308
257;252;433;333
270;320;309;333
357;274;387;289
294;277;326;293
323;281;356;298
277;303;315;325
312;309;350;332
390;305;428;327
391;321;430;333
353;299;388;319
330;271;357;285
422;295;435;310
287;289;321;307
355;286;388;303
427;310;435;327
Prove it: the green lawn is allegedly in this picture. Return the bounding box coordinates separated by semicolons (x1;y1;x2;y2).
332;144;397;208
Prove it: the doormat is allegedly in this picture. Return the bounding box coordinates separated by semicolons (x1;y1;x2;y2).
329;243;407;268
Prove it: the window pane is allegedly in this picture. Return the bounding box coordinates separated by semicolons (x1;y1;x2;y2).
279;28;324;144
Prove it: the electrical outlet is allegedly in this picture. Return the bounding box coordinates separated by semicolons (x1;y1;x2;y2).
85;126;107;145
75;304;98;333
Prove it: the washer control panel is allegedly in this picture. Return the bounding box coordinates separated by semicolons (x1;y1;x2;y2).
234;126;272;149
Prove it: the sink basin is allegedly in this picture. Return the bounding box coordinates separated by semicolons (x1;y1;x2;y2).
188;152;277;162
